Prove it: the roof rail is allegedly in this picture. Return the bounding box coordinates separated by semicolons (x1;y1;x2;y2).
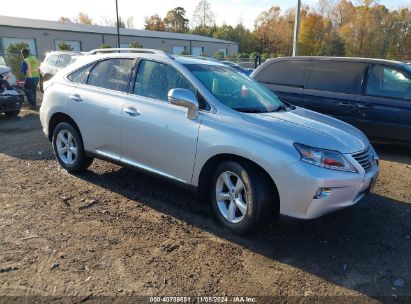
85;48;168;56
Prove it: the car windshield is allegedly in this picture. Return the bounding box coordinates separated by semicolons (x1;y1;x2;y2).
184;63;285;113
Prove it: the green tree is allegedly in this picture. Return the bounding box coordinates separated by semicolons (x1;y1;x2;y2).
233;24;256;53
56;40;74;51
190;25;216;37
129;42;142;48
5;41;30;80
213;24;236;42
319;33;346;56
164;7;189;33
116;17;126;28
99;43;112;48
214;50;225;60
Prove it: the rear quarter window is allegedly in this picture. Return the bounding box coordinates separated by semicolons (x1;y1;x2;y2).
67;64;94;84
254;60;308;87
305;61;367;94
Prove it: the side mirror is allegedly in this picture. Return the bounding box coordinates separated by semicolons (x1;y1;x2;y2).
168;88;199;120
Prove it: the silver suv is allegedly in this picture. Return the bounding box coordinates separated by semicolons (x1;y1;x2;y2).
40;48;379;234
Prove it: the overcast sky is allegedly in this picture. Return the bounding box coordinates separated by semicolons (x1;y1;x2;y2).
2;0;410;30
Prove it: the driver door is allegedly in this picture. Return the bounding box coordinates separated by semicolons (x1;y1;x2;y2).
121;59;201;184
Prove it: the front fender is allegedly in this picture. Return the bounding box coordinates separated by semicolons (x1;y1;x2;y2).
191;113;299;186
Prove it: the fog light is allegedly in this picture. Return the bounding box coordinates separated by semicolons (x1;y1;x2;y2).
313;188;332;199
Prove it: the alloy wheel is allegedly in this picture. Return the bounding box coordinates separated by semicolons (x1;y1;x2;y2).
215;171;247;224
55;129;77;165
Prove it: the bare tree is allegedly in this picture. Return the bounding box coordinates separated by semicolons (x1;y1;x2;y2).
98;15;114;27
192;0;216;28
58;16;72;23
126;16;134;28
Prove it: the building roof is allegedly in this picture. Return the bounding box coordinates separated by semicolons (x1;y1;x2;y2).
0;15;237;45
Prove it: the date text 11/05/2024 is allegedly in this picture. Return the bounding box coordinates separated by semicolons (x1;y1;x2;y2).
149;296;257;303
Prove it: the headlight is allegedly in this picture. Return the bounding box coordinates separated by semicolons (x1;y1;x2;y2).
294;143;357;172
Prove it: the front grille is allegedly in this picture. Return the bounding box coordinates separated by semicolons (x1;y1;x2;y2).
352;147;373;173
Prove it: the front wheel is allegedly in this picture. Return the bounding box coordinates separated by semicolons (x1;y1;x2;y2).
52;122;93;172
211;161;277;234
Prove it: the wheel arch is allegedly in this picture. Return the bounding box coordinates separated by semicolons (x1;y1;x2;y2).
48;112;82;142
197;153;280;211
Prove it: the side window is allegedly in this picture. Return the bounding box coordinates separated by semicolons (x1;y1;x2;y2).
46;55;59;67
255;60;308;87
67;64;93;84
87;59;135;92
305;61;367;94
366;65;411;100
134;60;196;102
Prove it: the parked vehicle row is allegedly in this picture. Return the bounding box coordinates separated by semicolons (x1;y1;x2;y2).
39;51;81;92
0;60;24;117
40;49;378;234
252;56;411;145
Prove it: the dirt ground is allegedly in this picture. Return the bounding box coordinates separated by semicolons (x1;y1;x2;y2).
0;94;410;303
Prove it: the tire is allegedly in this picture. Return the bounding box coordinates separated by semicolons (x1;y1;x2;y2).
52;122;93;172
210;160;277;235
4;110;20;117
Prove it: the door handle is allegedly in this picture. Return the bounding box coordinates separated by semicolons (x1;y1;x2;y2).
124;106;141;117
338;102;352;108
69;94;83;102
358;103;374;109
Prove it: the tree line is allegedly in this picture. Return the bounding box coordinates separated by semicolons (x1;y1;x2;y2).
59;0;410;61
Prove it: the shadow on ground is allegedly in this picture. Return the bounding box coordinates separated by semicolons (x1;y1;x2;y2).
374;144;411;166
75;164;411;300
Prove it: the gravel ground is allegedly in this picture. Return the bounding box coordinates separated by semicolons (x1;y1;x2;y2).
0;96;410;303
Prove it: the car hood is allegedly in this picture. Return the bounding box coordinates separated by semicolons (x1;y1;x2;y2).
241;107;369;154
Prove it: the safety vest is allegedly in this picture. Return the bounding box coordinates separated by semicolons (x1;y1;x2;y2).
24;55;40;78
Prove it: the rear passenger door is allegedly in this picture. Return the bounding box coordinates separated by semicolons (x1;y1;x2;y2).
302;60;367;126
67;58;136;160
357;65;411;143
253;60;308;107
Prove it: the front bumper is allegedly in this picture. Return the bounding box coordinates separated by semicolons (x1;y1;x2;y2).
270;154;379;219
0;94;23;113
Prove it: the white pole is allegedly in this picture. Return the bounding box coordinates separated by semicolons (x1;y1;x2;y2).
293;0;301;57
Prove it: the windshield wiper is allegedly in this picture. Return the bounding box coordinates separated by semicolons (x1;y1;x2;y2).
233;108;265;113
272;105;288;112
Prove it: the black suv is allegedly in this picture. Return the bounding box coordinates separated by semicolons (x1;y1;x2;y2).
252;57;411;145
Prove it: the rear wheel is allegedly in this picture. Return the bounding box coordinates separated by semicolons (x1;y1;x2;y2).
211;161;277;234
4;110;20;117
52;122;93;172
